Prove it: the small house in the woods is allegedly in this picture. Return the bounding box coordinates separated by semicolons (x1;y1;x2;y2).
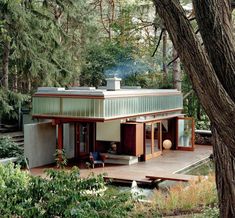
25;78;194;168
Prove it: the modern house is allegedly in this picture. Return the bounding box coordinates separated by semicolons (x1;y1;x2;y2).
26;78;194;167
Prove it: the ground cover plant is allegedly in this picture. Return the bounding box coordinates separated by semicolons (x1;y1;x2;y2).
0;163;133;218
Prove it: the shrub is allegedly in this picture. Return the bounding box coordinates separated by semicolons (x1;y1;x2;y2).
194;206;219;218
0;136;25;166
0;136;22;158
0;163;134;217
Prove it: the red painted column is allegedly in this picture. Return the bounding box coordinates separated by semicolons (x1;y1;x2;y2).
57;123;63;161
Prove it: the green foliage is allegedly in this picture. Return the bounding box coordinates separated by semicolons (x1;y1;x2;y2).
0;163;30;216
0;164;134;217
0;136;25;166
194;206;219;218
0;89;30;120
80;44;114;87
0;136;22;158
182;73;211;130
54;148;67;168
80;42;133;87
0;0;100;91
123;71;173;88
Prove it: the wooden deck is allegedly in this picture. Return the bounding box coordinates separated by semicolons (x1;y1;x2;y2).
82;145;212;185
30;145;212;185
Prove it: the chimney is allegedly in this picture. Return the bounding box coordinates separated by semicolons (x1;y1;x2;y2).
106;77;122;91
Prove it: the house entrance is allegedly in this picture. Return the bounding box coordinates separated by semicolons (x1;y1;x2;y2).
145;121;162;160
75;123;94;159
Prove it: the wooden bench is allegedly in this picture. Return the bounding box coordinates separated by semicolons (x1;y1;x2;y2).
146;173;199;182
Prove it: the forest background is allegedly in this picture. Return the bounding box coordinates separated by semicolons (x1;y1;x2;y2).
0;0;209;129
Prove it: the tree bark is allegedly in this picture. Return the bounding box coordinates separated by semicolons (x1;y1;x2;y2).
13;65;18;92
212;125;235;217
153;0;235;216
172;48;181;91
2;40;10;90
162;29;168;77
193;0;235;102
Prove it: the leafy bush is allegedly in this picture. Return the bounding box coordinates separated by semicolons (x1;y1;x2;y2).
194;206;219;218
0;136;25;166
0;164;134;217
0;136;23;158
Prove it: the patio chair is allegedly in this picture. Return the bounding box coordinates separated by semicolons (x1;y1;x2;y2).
89;152;107;168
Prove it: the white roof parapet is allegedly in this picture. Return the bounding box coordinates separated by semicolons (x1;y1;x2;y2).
68;87;96;90
37;87;65;92
35;86;181;97
121;86;142;89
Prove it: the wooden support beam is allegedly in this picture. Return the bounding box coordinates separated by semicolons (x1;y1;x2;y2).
57;123;63;161
146;174;199;182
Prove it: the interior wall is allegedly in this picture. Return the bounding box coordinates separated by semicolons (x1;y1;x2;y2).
24;121;56;168
96;120;121;142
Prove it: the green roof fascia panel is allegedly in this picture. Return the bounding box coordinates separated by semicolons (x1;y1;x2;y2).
32;94;183;119
104;94;183;118
32;97;105;118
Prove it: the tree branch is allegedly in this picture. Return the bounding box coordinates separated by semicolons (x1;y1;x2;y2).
151;28;164;57
167;55;179;67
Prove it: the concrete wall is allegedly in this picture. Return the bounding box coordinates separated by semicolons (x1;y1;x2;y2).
96;120;121;142
24;121;56;168
63;123;75;159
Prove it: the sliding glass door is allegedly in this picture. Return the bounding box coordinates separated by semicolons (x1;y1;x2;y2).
145;121;162;160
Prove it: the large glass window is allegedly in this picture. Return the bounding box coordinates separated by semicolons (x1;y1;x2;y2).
177;118;194;150
153;123;160;152
145;124;152;155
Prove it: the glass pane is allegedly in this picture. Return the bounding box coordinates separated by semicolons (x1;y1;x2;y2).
33;93;183;119
79;123;89;153
153;123;160;152
145;124;152;155
178;119;193;147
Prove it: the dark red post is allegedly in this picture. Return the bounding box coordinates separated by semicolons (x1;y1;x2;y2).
57;123;63;162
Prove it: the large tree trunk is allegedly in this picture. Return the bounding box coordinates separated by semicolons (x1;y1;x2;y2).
2;40;10;90
172;48;181;91
212;126;235;217
154;0;235;216
193;0;235;102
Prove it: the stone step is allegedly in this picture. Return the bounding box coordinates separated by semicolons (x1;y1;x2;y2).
102;153;139;165
12;138;24;142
